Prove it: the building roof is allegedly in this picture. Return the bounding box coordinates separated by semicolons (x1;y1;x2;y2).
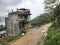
8;8;31;15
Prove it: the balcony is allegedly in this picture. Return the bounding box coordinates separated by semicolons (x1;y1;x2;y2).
17;8;31;15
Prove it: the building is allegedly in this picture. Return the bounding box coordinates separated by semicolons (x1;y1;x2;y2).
5;8;31;36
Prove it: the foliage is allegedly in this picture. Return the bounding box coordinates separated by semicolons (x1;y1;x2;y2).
44;0;59;12
44;1;60;45
44;0;60;26
54;4;60;17
44;24;60;45
53;4;60;26
31;13;53;26
0;25;6;31
2;34;23;45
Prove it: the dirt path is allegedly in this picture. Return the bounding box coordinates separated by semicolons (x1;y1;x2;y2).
10;23;52;45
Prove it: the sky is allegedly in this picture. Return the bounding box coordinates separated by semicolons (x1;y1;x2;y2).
0;0;44;19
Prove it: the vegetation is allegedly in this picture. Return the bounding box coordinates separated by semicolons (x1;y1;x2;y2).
31;0;60;45
2;34;23;45
44;0;60;26
0;0;60;45
44;23;60;45
54;4;60;26
31;13;53;27
44;0;60;45
0;25;6;31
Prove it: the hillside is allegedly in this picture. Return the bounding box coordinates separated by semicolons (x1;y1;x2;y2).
44;3;60;45
31;13;53;26
44;23;60;45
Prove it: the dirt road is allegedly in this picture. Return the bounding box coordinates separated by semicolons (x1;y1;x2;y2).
11;23;52;45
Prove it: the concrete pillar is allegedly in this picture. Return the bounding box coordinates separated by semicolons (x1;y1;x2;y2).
28;15;31;27
0;35;1;38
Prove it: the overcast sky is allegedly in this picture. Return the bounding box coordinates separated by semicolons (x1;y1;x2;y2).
0;0;44;19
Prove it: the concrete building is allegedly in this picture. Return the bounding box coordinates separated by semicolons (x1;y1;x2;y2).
5;8;31;36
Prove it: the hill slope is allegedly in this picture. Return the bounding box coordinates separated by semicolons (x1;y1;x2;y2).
31;13;53;26
44;23;60;45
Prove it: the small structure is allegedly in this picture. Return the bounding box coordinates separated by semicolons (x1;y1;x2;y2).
5;8;31;36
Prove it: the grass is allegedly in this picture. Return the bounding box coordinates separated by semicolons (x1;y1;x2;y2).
44;23;60;45
2;34;23;45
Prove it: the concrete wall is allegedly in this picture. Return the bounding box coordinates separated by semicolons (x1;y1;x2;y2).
6;13;21;36
6;9;31;36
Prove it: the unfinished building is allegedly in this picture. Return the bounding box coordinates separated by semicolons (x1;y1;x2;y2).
5;8;31;36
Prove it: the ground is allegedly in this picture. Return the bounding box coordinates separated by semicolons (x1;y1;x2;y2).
10;23;52;45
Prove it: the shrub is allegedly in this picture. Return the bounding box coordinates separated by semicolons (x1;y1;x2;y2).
45;25;60;45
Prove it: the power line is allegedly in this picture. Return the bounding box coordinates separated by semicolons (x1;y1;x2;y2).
20;0;27;8
25;0;26;8
20;0;21;8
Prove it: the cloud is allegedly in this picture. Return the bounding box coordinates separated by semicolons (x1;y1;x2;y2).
0;0;21;16
0;0;44;19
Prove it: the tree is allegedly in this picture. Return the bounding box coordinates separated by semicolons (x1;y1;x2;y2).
31;13;53;26
54;4;60;17
0;25;6;31
54;4;60;26
44;0;60;26
44;0;59;12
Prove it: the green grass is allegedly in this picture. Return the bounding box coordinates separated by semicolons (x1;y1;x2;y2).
2;34;23;45
44;24;60;45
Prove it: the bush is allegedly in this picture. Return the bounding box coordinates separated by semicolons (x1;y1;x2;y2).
45;25;60;45
2;34;23;45
31;13;53;27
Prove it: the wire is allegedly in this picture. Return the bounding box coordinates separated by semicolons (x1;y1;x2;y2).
20;0;21;8
25;0;26;8
20;0;28;8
